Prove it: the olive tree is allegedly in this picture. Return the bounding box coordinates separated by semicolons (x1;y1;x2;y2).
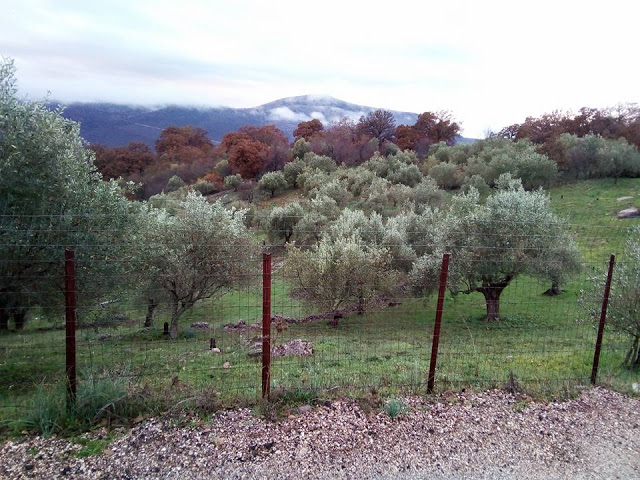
266;203;304;244
223;173;242;191
0;59;138;329
412;177;580;321
428;162;463;189
283;159;306;188
293;195;340;247
140;192;254;339
258;171;288;198
286;236;398;325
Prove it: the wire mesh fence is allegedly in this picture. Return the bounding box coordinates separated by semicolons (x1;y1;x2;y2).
1;209;639;426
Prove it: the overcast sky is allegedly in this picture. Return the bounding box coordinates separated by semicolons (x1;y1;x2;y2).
2;0;639;138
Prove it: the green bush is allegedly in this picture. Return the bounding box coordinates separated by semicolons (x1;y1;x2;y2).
165;175;186;193
383;398;409;419
428;162;463;189
192;180;218;195
224;173;243;191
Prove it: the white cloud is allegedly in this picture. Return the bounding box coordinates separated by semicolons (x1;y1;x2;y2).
310;111;327;123
267;107;311;122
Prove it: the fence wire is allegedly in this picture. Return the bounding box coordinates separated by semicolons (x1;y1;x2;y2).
1;210;638;424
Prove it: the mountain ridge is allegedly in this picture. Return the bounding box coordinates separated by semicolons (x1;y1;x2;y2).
51;96;474;147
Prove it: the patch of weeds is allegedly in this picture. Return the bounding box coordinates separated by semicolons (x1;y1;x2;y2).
383;398;409;419
17;382;66;437
11;377;152;437
27;447;39;456
512;399;530;413
167;385;222;415
72;435;115;458
256;388;318;421
444;395;459;405
503;371;521;395
356;387;382;414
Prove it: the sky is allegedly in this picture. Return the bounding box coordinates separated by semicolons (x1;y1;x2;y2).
2;0;639;138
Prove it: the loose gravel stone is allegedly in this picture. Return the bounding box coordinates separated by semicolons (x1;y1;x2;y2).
0;388;638;479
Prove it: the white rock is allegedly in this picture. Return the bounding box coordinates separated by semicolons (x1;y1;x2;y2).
617;207;640;219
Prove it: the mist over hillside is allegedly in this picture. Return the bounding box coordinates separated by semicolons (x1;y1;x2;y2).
51;95;475;147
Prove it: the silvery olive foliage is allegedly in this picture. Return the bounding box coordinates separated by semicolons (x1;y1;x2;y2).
462;139;557;190
139;192;254;339
411;178;580;321
285;235;399;320
0;59;139;328
258;170;288;198
266;202;304;244
223;173;242;191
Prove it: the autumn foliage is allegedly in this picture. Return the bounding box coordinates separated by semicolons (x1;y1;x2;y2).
396;111;461;156
220;124;290;178
493;105;640;157
155;126;214;160
293;119;324;141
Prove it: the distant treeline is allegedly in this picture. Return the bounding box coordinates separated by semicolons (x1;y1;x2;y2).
91;105;640;199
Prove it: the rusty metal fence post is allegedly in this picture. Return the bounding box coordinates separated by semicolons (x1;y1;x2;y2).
262;253;272;398
591;254;616;385
427;253;450;394
64;249;77;410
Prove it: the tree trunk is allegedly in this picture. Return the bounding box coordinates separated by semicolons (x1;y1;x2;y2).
543;281;561;296
144;298;158;328
357;292;365;315
0;309;8;331
623;334;639;368
328;311;342;328
13;310;26;330
169;297;181;340
169;312;179;340
481;286;504;322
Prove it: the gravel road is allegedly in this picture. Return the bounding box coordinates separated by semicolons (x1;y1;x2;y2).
1;387;638;479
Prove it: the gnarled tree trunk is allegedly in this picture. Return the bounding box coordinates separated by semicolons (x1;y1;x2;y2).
479;283;509;322
623;333;639;368
143;298;158;328
543;280;561;296
169;294;190;340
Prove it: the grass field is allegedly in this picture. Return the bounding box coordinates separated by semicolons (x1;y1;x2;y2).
1;178;639;433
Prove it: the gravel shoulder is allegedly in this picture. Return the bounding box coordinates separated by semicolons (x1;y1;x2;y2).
1;387;638;479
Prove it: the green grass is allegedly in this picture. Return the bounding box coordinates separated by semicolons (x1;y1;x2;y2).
383;398;409;418
71;435;115;458
1;178;639;435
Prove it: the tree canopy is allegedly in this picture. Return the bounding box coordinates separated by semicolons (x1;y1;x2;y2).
411;177;581;321
139;192;254;339
0;59;138;329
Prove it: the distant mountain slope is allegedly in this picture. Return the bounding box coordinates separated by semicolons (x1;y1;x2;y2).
51;95;475;147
